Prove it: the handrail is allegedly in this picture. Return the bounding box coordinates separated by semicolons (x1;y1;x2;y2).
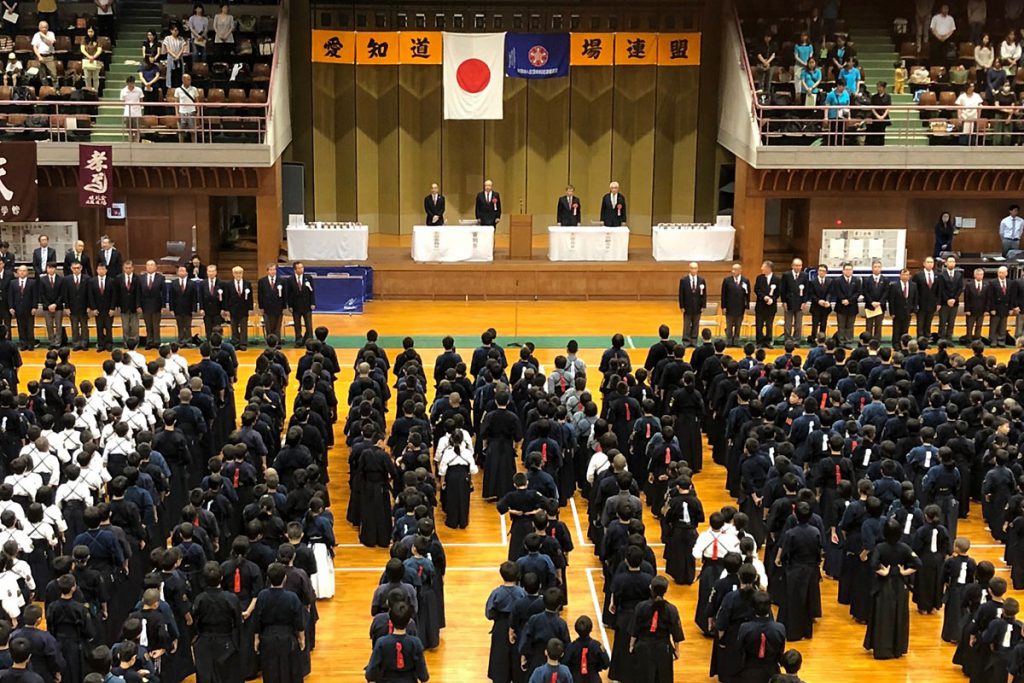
266;0;284;125
732;1;760;133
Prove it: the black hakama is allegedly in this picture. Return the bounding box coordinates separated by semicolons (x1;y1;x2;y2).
442;464;472;529
863;541;921;659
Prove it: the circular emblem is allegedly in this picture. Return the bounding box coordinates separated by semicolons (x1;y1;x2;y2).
528;45;549;67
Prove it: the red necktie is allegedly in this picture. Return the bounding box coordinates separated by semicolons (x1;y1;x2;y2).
99;279;104;294
581;648;589;675
541;443;548;465
649;610;659;632
820;392;828;410
758;633;767;658
665;447;671;465
237;281;242;295
903;283;908;298
233;568;241;593
233;468;240;487
835;463;841;485
395;642;404;669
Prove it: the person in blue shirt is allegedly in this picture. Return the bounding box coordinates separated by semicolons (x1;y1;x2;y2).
840;58;862;92
801;57;823;104
825;81;851;145
794;33;814;95
527;638;572;683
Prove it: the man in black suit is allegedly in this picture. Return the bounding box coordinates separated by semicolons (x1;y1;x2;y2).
780;258;807;344
677;261;706;346
225;266;253;350
168;265;197;345
600;181;626;228
988;265;1013;347
37;262;64;348
754;260;780;347
806;264;832;343
63;260;91;350
831;262;861;345
96;236;122;277
286;261;316;348
861;259;890;340
62;240;92;277
7;266;37;350
556;185;582;227
115;260;140;342
720;263;750;346
912;256;940;340
197;264;225;339
474;179;501;227
0;260;13;340
138;260;166;349
888;268;918;347
424;183;445;226
31;235;57;280
963;267;988;341
936;255;964;341
0;242;15;273
257;263;285;341
87;262;116;351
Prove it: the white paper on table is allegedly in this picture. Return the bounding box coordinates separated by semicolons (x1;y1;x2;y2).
869;238;885;255
848;239;864;258
828;238;846;259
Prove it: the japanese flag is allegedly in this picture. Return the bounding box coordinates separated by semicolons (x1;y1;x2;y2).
443;32;505;120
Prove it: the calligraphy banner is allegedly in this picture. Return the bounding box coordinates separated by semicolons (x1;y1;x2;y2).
78;144;112;208
570;33;614;66
0;142;37;223
311;29;355;64
614;33;658;65
356;31;400;65
657;33;701;66
399;31;442;64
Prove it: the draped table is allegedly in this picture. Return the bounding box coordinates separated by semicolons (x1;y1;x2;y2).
411;225;495;262
286;222;369;261
651;223;736;261
547;226;630;261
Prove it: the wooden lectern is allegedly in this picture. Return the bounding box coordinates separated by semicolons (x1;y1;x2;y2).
508;214;533;260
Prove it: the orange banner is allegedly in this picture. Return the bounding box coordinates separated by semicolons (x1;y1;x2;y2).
570;33;613;66
355;32;400;64
614;33;658;65
311;30;355;64
657;32;701;65
399;31;442;64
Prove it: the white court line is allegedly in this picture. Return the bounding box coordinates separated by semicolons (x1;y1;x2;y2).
625;335;635;349
585;568;611;652
568;497;587;548
500;511;508;545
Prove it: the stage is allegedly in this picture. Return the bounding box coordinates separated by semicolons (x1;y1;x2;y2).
292;233;738;300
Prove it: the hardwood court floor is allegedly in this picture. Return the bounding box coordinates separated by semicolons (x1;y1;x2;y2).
29;299;1018;683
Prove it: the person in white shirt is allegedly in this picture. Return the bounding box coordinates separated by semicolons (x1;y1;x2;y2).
175;73;199;142
955;81;984;134
30;20;56;81
120;76;143;142
161;24;187;89
999;203;1023;255
4;458;42;506
3;53;22;87
929;4;956;67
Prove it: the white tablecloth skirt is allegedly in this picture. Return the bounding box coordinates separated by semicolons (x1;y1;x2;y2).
287;225;369;261
548;226;630;262
652;225;736;262
412;225;495;262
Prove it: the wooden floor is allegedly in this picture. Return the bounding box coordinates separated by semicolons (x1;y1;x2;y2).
46;299;1017;683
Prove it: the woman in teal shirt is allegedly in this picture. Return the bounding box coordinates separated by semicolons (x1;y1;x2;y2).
802;57;823;104
825;81;851;144
794;33;814;94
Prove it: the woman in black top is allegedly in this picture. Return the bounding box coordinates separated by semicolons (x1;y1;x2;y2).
934;211;957;258
867;81;892;146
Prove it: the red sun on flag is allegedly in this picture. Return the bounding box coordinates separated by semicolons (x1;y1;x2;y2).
528;45;549;67
456;58;491;93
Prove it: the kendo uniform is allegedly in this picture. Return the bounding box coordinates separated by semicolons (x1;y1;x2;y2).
863;541;922;659
941;554;977;642
563;635;609;683
221;555;263;679
607;569;653;681
252;586;306;683
192;587;244;683
497;488;548;561
737;616;787;683
10;626;64;683
711;587;755;683
485;584;526;683
777;522;822;641
627;599;684;683
45;596;94;683
364;633;429;682
480;408;523;500
518;611;569;675
663;493;704;585
911;521;951;613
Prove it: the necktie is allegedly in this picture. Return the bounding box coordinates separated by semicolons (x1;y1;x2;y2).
1003;281;1007;294
903;282;908;297
19;280;23;293
927;271;932;287
691;276;696;289
210;280;215;295
180;278;185;290
237;281;242;295
49;275;53;286
74;276;79;287
126;275;131;288
270;277;275;287
148;274;153;288
978;282;982;291
99;278;104;294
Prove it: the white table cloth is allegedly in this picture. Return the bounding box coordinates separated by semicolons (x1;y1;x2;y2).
287;223;369;261
548;226;630;262
412;225;495;262
652;224;736;262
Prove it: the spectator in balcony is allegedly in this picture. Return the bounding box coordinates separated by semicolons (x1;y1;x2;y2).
175;72;198;143
801;57;823;106
1;1;17;38
754;33;776;94
933;212;957;258
986;57;1006;99
161;24;187;89
949;63;969;93
81;27;103;93
822;0;840;37
929;4;956;68
866;81;892;146
807;7;824;49
94;0;113;45
3;52;21;87
213;4;235;60
120;75;143;142
955;81;984;138
138;55;160;103
967;0;987;46
30;20;56;83
142;30;159;61
840;57;862;92
794;33;813;95
828;35;854;79
35;0;54;26
188;5;209;63
909;63;932;93
1008;0;1024;23
825;80;851;145
992;80;1016;144
1001;31;1021;74
975;34;994;86
915;0;933;50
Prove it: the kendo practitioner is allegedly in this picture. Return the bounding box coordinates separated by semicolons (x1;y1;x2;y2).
711;564;759;683
607;546;654;682
11;604;64;683
518;588;569;676
863;518;922;660
774;502;822;642
480;391;523;501
1;637;45;683
627;575;684;683
0;325;20;392
497;473;548;562
663;477;704;585
252;563;306;683
354;437;398;548
736;591;787;683
485;561;526;683
45;575;94;683
192;561;244;683
221;537;264;680
364;601;429;682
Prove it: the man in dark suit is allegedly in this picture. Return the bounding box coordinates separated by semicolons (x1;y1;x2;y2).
37;262;64;348
115;260;140;342
888;268;918;347
7;266;37;350
0;242;15;273
988;265;1013;347
780;258;807;344
168;265;197;345
678;261;706;346
286;261;316;348
0;260;13;340
806;264;832;343
31;235;57;280
912;256;940;340
424;182;445;226
138;260;166;349
754;260;780;347
937;255;964;341
257;263;285;341
225;266;253;350
963;267;988;341
63;260;91;350
599;181;626;227
556;185;581;227
96;236;122;278
197;264;225;339
831;262;861;345
474;179;501;227
861;259;889;340
87;262;116;351
62;240;92;277
720;263;750;346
